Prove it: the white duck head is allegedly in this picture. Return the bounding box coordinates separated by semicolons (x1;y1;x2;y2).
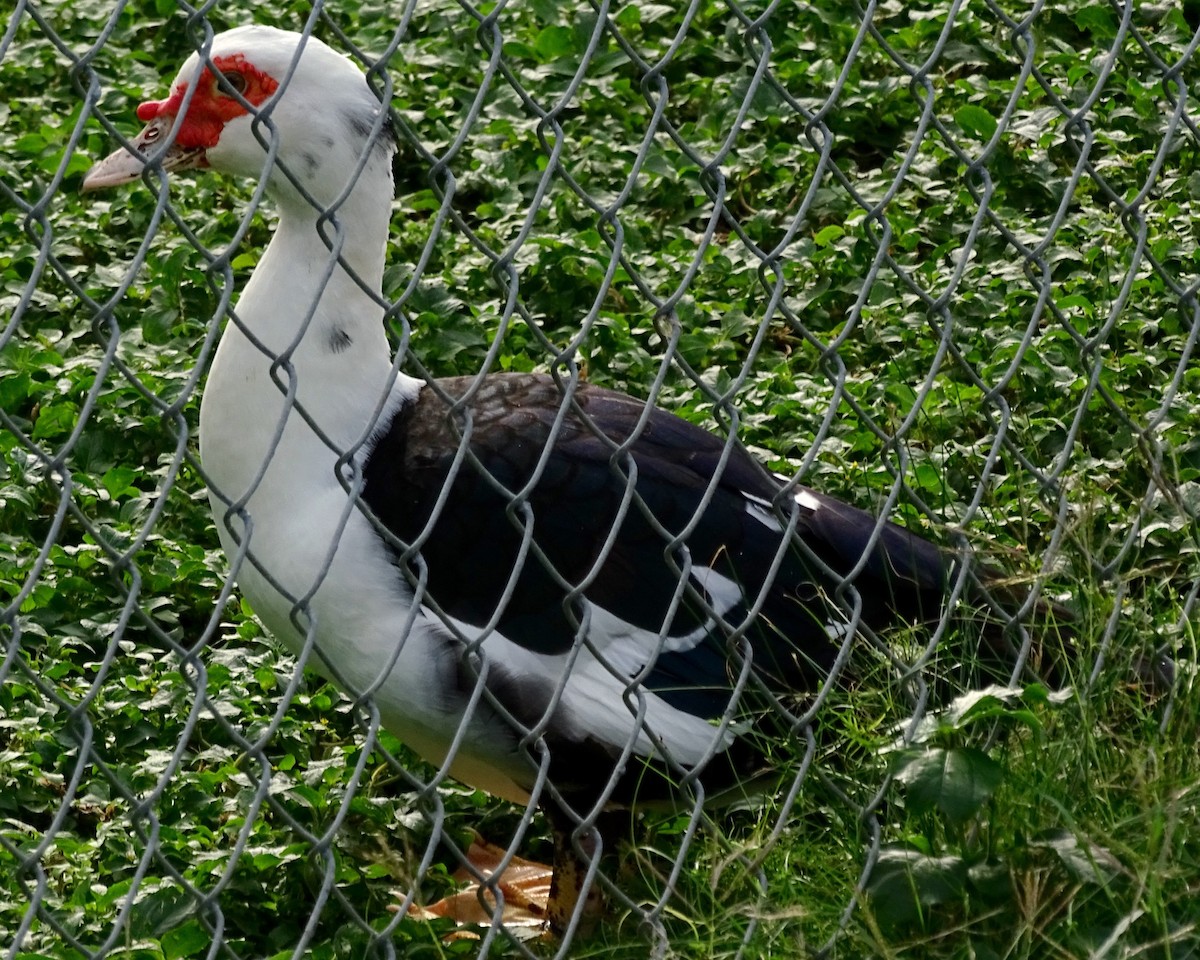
83;25;396;216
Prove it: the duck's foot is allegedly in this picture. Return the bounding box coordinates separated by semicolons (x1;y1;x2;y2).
404;837;553;938
401;811;610;940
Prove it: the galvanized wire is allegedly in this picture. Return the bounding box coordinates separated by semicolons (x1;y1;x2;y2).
3;1;1199;958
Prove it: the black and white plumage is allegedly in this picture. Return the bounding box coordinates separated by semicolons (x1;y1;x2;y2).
363;373;948;807
84;26;956;928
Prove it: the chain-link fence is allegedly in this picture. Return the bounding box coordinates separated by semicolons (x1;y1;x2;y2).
3;0;1200;957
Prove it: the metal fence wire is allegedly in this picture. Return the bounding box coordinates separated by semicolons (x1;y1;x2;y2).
3;0;1200;957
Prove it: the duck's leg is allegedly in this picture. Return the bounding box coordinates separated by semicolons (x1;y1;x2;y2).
545;804;606;936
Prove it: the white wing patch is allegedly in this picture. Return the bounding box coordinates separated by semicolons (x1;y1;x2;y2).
824;619;851;641
742;496;783;532
795;488;822;512
739;489;784;532
444;569;747;768
741;486;822;530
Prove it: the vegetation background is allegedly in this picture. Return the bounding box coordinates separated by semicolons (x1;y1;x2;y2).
2;0;1199;957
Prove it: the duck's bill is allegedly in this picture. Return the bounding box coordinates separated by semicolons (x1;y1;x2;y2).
81;117;207;191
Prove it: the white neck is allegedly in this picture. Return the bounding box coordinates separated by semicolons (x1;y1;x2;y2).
269;156;394;297
198;149;419;511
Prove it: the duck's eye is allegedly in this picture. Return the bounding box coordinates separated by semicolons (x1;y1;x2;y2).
222;71;249;97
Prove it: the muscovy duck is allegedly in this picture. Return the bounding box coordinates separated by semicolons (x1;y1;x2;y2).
83;25;956;932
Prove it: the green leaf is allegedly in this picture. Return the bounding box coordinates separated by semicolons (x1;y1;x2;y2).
31;403;76;441
533;25;574;60
813;224;845;247
1057;293;1094;316
613;5;641;28
1031;830;1122;886
947;685;1023;726
894;746;1004;822
101;465;139;500
128;886;196;938
955;104;997;141
639;4;676;22
0;371;32;408
14;133;47;154
866;845;968;929
162;921;209;960
1074;6;1117;38
967;859;1010;902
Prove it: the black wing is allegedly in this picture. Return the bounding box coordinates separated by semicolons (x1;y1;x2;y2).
361;374;947;720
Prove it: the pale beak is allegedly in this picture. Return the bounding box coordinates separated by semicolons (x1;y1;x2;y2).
81;116;207;191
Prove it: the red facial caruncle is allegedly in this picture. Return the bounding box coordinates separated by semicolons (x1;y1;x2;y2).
136;53;280;151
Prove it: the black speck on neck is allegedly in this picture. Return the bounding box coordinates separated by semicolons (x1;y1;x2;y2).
328;326;353;353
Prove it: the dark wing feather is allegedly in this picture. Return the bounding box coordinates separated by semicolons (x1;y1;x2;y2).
362;374;948;717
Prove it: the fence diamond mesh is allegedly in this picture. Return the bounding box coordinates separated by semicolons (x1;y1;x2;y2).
3;0;1199;957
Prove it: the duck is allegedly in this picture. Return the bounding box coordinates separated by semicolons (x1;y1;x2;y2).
82;25;957;934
